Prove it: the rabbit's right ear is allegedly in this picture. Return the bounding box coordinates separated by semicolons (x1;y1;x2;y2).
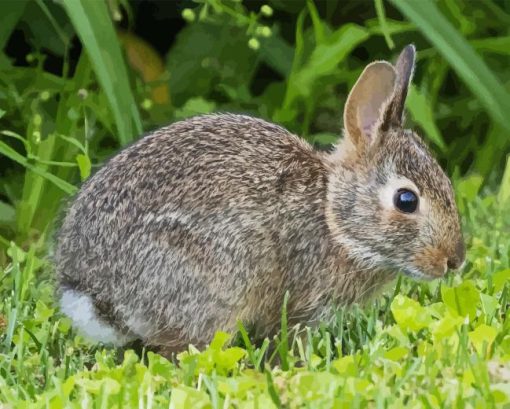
343;61;397;154
383;44;416;129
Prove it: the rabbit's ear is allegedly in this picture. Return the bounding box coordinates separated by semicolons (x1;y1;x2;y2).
343;61;396;152
382;44;416;128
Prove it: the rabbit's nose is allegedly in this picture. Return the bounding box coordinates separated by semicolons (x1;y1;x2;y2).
447;240;466;270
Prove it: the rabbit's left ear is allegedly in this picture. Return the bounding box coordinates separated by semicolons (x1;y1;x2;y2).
381;44;416;129
343;61;397;153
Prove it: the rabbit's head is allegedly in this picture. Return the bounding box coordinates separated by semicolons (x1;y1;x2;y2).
327;45;465;279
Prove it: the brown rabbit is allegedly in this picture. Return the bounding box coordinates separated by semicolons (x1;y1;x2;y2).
55;45;464;354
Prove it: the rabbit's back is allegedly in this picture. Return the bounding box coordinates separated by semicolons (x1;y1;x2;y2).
56;114;331;349
80;114;322;212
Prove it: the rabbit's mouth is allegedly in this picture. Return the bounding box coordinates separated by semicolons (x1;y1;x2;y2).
400;266;444;281
406;247;450;280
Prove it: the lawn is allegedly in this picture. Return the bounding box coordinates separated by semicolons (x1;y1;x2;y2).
1;0;510;407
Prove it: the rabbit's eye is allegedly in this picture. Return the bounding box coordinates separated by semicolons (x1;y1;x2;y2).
393;189;418;213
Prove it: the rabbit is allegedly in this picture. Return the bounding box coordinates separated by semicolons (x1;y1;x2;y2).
55;45;465;355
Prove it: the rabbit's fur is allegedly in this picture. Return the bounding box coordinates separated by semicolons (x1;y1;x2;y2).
55;45;465;353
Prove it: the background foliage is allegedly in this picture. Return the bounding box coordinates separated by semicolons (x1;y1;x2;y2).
0;0;509;407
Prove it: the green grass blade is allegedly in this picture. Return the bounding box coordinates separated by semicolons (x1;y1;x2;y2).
389;0;510;132
278;291;289;371
0;140;76;195
306;0;325;45
374;0;395;49
265;369;282;408
0;201;15;225
471;36;510;55
35;0;70;47
237;321;256;367
0;0;29;51
498;155;510;207
62;0;142;145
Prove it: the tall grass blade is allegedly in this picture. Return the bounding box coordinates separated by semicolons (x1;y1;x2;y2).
237;321;256;367
0;0;29;51
0;201;15;225
390;0;510;132
0;140;76;195
471;36;510;55
278;291;289;371
498;155;510;207
306;0;325;45
62;0;142;145
265;369;282;408
374;0;394;49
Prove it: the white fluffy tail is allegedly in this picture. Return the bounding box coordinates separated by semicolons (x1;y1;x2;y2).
60;289;133;346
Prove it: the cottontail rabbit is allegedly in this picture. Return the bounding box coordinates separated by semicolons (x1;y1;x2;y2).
55;45;464;354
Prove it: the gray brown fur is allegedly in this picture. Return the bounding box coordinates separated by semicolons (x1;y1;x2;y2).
55;45;464;353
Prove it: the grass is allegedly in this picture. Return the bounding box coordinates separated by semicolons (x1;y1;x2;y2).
1;0;510;407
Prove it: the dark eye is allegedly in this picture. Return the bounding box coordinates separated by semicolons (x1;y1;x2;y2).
393;189;419;213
